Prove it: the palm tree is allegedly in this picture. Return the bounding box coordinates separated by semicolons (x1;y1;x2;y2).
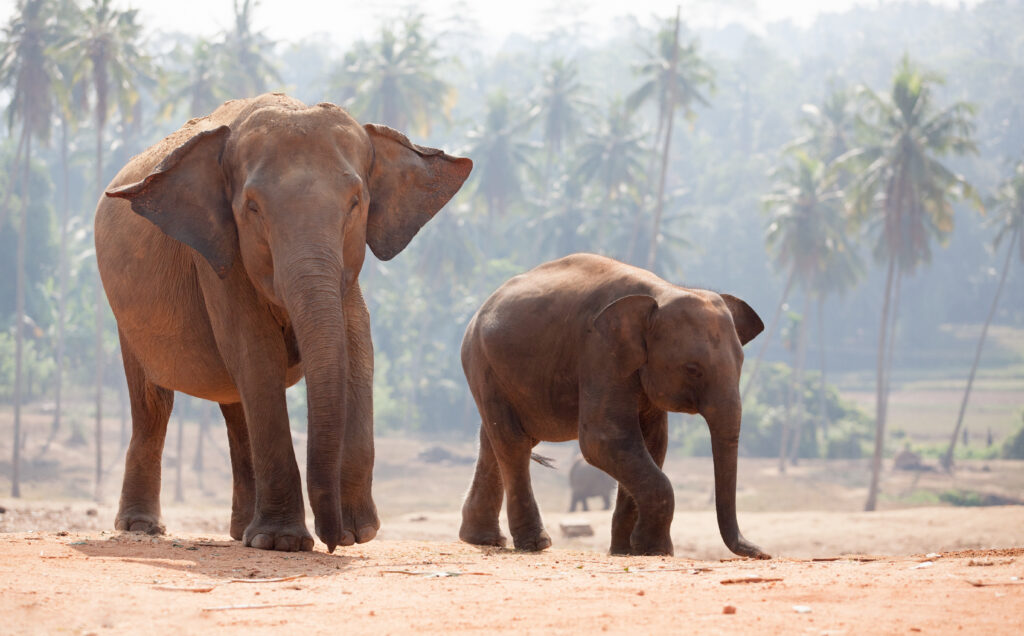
757;150;859;468
787;85;858;164
0;0;61;497
626;10;714;269
221;0;280;98
64;0;149;500
941;159;1024;471
841;56;977;511
336;12;449;137
572;98;648;253
161;37;226;120
530;58;589;186
465;91;536;218
40;0;88;454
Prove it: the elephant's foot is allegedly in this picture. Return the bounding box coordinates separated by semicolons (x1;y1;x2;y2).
609;536;632;556
243;517;314;552
115;509;165;535
458;517;508;548
512;527;552;552
229;482;256;541
340;491;380;547
626;528;674;556
229;504;254;542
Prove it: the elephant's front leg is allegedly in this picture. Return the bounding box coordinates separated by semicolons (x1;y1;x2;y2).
200;273;312;552
609;410;668;555
338;282;380;546
581;405;673;556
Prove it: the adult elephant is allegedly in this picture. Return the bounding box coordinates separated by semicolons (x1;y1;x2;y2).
96;93;471;552
459;254;768;558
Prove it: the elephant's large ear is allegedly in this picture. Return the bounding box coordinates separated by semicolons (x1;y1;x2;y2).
106;126;237;278
363;123;473;261
593;295;658;374
719;294;764;346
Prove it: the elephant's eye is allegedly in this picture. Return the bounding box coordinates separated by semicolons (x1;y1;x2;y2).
348;195;360;211
684;362;703;378
246;199;259;214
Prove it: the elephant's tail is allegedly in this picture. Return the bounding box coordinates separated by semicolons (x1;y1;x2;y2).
530;453;556;469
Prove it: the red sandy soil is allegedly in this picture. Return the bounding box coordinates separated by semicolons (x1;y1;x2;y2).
1;526;1021;635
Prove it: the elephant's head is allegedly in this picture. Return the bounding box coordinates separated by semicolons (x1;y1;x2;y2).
594;289;769;559
106;97;472;550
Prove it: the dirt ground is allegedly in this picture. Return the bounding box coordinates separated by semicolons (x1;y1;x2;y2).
1;503;1022;635
3;425;1024;633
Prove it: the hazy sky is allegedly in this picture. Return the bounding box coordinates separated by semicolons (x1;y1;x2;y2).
3;0;978;48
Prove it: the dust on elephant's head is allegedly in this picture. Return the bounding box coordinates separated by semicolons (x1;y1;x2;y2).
106;101;472;306
593;291;764;414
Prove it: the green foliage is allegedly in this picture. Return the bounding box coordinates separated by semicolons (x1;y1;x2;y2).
1002;413;1024;460
0;1;1022;451
332;10;448;137
739;363;873;459
0;332;55;401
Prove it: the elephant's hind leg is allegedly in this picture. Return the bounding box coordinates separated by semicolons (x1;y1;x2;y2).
220;402;255;541
115;330;174;535
460;425;507;547
481;396;550;552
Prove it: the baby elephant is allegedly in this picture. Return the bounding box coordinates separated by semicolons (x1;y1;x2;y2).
569;458;616;512
459;253;769;558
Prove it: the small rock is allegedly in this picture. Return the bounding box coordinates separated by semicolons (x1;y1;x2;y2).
793;605;812;614
637;590;645;596
85;509;98;517
0;505;7;514
723;605;737;615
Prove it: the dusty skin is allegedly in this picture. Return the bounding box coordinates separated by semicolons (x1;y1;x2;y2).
1;504;1022;635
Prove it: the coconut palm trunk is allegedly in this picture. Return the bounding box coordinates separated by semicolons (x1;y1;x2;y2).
11;129;31;498
865;257;897;512
817;298;828;441
786;294;812;464
942;228;1019;471
94;78;107;501
741;268;796;400
646;8;681;272
47;114;72;451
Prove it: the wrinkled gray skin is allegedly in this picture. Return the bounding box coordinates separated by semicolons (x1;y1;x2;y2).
459;254;769;558
569;458;616;512
95;94;471;552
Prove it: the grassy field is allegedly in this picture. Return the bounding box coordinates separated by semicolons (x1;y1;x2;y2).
835;323;1024;445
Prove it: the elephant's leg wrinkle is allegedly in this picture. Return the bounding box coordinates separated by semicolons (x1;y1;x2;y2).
460;425;508;547
115;330;173;535
220;402;255;541
338;282;379;546
481;400;550;552
584;411;673;556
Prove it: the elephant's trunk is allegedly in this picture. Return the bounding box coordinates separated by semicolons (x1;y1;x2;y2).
707;397;771;559
281;249;348;552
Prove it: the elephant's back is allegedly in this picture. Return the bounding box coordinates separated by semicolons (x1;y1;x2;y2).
473;253;667;348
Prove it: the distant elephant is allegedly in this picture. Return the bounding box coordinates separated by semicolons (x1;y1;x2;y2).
96;93;471;552
459;254;769;558
569;458;616;512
